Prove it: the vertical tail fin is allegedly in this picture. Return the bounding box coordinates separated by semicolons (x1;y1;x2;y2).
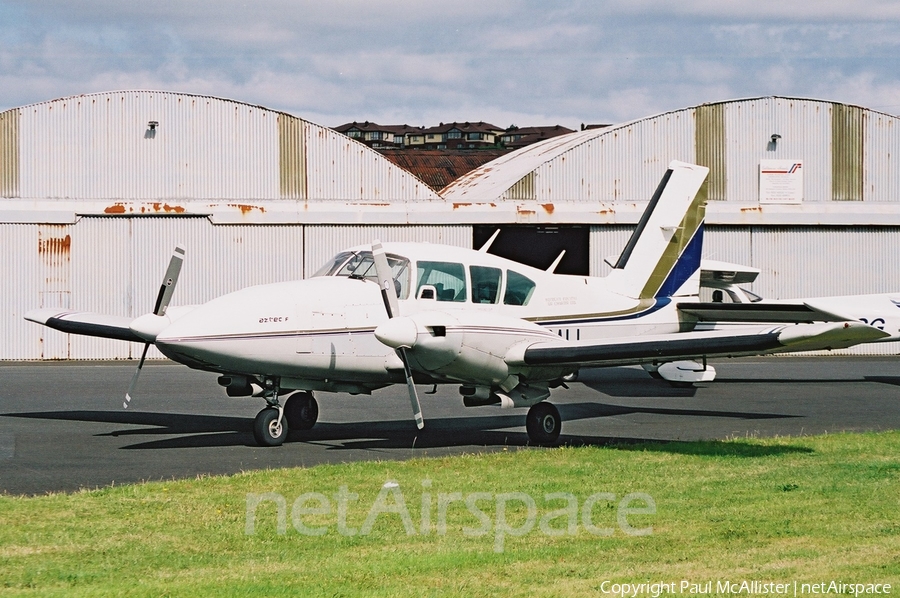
608;160;709;300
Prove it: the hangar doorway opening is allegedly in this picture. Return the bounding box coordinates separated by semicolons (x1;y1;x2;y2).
473;225;589;276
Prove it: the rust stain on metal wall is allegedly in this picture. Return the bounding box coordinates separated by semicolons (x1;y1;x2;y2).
37;232;71;258
541;203;555;214
105;203;127;214
228;203;266;215
37;226;72;359
154;203;186;214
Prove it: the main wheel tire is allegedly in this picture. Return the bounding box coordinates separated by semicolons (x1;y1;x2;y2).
253;407;288;446
284;392;318;430
526;402;561;446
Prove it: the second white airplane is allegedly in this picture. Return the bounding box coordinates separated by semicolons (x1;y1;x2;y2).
26;161;900;446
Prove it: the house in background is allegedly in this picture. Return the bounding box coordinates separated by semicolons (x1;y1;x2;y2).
499;125;575;149
332;121;425;149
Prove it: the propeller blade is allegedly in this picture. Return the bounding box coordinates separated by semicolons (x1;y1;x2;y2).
124;342;150;408
125;245;185;408
399;347;424;430
372;240;423;430
153;246;186;316
372;240;399;319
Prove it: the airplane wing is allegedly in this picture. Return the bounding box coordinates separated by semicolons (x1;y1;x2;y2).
24;309;144;343
507;321;890;369
677;301;852;324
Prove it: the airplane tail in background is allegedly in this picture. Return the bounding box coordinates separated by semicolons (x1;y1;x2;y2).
607;160;709;300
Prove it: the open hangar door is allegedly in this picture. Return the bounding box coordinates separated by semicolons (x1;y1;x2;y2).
472;225;590;275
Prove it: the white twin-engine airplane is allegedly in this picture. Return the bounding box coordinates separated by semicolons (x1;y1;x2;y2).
26;161;900;446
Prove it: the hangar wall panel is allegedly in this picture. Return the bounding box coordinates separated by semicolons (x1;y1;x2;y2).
865;112;900;202
2;217;310;360
749;227;900;299
16;93;280;200
67;218;132;359
533;112;695;202
0;108;18;198
832;104;864;201
724;98;832;203
279;114;307;199
696;103;727;201
1;224;43;359
303;122;439;202
303;225;472;276
129;218;306;359
589;226;634;276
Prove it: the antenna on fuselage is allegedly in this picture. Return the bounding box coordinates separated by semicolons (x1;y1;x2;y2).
546;250;566;273
478;229;501;253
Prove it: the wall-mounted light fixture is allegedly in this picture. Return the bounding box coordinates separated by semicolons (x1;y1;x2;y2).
770;133;781;144
148;121;159;131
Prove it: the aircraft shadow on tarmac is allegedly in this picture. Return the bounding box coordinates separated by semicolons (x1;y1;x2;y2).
577;370;900;396
1;401;800;456
865;376;900;387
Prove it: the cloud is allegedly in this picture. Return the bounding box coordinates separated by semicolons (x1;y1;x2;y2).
2;1;900;123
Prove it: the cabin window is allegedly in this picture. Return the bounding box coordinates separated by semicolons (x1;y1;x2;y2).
313;251;410;299
417;261;466;302
504;270;536;306
470;266;501;304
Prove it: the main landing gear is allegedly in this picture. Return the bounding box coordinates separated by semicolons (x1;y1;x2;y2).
252;388;319;447
526;402;561;446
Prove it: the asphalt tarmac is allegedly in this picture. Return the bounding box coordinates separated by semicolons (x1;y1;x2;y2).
1;357;899;495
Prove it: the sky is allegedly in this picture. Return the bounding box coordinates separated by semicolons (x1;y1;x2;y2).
1;1;899;130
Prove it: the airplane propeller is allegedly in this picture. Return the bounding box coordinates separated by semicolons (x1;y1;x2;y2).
372;241;425;430
124;246;185;408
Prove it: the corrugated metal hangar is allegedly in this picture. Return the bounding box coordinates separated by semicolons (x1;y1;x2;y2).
2;91;899;359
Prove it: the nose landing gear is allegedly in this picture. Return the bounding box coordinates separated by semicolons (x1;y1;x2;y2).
253;406;287;447
253;378;289;447
252;382;320;446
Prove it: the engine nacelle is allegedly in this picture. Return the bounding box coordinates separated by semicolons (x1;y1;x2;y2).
218;374;264;397
376;310;559;387
460;382;551;409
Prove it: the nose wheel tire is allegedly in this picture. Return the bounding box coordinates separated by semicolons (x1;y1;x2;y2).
253;407;288;446
284;391;319;430
526;402;561;446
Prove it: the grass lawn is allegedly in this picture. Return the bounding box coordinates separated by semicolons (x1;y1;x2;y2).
1;431;898;597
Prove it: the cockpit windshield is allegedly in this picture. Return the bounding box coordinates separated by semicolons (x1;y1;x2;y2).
312;251;411;300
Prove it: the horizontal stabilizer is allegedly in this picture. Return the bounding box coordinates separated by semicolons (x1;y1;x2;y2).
699;259;760;285
25;309;143;343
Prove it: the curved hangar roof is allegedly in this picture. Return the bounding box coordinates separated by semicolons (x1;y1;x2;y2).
441;96;900;223
0;90;440;215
